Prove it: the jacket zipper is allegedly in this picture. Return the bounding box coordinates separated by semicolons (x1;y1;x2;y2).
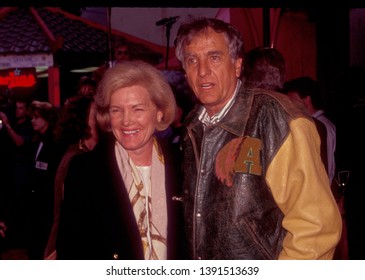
187;127;203;259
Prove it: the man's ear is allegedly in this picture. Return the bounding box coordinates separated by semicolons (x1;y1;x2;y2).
235;58;243;78
304;96;312;107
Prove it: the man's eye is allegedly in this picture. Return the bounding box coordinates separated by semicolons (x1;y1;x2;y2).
210;55;221;62
186;57;197;65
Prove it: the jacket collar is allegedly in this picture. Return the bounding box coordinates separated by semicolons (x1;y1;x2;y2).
187;84;254;137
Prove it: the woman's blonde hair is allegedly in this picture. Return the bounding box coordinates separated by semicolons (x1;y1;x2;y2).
95;60;176;132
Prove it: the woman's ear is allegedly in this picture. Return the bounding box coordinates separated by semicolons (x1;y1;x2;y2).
157;111;163;122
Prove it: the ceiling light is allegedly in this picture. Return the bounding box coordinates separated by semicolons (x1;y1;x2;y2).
36;66;49;73
70;66;99;73
37;73;48;78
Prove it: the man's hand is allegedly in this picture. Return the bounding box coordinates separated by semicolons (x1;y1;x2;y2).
0;111;10;128
0;221;7;238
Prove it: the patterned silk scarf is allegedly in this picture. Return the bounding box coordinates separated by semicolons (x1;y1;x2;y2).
115;138;168;259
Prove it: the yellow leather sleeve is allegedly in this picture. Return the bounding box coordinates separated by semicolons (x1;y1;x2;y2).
266;117;342;259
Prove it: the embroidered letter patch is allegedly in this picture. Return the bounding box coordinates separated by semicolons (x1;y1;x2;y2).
215;137;262;187
234;137;262;175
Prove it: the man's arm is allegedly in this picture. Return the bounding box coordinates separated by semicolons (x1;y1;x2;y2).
266;117;342;259
0;112;25;146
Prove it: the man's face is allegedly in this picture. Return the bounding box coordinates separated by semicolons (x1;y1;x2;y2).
114;45;130;63
182;28;242;116
15;102;28;120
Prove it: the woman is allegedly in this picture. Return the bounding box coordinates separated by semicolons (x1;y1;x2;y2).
0;221;6;258
25;101;63;259
57;60;185;260
44;96;99;259
0;221;6;239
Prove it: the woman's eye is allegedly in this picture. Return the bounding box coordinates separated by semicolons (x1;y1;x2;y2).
110;108;121;114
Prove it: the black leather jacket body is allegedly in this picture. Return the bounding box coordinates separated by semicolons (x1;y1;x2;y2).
182;86;310;260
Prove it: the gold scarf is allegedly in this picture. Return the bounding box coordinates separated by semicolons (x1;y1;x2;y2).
115;138;167;259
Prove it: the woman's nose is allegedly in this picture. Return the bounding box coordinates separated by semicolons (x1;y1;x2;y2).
121;110;134;125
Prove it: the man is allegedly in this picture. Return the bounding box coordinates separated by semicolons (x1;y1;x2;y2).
243;46;286;92
112;39;131;64
0;220;7;257
93;39;131;83
243;48;329;178
283;76;336;185
0;100;33;257
0;100;34;194
0;221;6;239
0;100;33;146
174;17;341;260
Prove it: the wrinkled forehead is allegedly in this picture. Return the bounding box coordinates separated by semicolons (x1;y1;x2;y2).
184;27;225;44
16;102;27;109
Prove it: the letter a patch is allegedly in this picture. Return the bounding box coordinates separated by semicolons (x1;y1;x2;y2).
234;137;262;175
215;137;262;187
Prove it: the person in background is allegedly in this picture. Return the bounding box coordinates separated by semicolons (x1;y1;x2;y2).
174;17;341;259
282;76;342;260
63;76;97;107
43;95;99;259
93;39;131;84
335;66;365;259
0;99;34;258
154;82;195;154
0;100;34;194
0;221;6;239
242;47;329;173
0;220;6;258
242;46;286;92
283;76;336;185
57;60;186;260
0;103;12;259
24;101;63;259
112;39;131;65
75;76;97;98
0;220;6;254
0;100;33;147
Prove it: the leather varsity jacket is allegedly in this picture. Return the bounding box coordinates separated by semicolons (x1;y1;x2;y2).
182;86;342;260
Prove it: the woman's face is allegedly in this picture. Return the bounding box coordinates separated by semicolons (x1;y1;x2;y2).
109;85;163;160
31;113;49;134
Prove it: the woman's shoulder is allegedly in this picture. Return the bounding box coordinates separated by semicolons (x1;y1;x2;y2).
68;134;114;172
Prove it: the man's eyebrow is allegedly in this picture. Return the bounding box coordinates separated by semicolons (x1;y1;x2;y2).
184;50;224;57
207;50;224;55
